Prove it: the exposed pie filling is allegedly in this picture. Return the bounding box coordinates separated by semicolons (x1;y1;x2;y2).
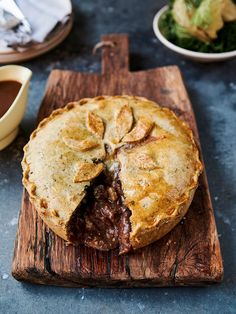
69;140;158;253
70;167;132;254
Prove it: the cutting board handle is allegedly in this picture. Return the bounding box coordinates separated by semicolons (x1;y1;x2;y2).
101;34;129;75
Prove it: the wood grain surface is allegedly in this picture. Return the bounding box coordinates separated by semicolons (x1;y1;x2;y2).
12;34;223;287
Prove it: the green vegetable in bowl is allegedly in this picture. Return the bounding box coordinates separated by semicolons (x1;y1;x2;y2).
159;0;236;52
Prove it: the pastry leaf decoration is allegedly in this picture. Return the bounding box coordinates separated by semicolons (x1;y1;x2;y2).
122;117;154;143
87;112;104;139
114;105;133;143
74;162;104;183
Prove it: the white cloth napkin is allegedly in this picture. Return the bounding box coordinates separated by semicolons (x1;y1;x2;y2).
0;0;72;48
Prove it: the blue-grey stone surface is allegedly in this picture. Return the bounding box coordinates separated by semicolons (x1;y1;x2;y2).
0;0;236;313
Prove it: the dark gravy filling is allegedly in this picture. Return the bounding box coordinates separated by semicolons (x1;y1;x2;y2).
70;167;132;254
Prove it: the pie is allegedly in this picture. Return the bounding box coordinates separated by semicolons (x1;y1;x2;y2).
22;95;202;254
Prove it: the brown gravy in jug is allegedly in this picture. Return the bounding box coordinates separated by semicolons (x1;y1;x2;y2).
0;80;22;118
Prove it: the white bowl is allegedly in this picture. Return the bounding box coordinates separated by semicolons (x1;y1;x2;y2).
153;5;236;62
0;65;32;150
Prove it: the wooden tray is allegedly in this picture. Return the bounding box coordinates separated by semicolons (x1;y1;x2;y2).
12;34;223;287
0;16;73;64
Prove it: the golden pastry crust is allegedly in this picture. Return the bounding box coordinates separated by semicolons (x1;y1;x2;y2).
22;96;202;250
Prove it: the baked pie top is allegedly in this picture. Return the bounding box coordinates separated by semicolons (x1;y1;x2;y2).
22;95;202;253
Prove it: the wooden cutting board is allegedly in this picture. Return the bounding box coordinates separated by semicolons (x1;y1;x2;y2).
12;34;223;287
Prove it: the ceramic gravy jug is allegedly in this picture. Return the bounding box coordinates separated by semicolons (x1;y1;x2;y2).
0;65;32;150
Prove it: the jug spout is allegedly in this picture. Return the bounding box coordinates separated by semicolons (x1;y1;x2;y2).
14;65;32;98
0;65;32;150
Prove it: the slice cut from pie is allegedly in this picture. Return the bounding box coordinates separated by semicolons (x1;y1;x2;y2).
22;96;202;254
